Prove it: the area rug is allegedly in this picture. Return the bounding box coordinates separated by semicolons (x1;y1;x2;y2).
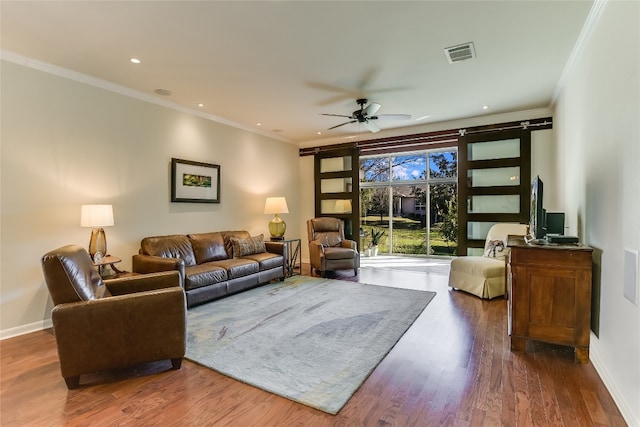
185;275;436;414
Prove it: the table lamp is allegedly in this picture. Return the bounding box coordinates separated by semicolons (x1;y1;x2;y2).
80;204;114;261
264;197;288;240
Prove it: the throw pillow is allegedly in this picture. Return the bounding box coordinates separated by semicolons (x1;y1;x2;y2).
484;239;508;258
230;234;266;258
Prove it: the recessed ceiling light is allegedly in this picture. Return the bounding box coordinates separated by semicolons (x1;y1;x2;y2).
256;123;262;126
130;58;141;64
197;103;204;107
317;132;322;135
483;105;490;110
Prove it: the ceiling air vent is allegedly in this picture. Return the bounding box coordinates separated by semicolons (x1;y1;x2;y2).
444;42;476;64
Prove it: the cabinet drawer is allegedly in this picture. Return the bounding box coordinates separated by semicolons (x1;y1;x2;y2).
510;246;592;269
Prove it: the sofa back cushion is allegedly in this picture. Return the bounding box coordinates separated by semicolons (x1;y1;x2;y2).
221;230;251;258
140;235;196;267
188;232;228;264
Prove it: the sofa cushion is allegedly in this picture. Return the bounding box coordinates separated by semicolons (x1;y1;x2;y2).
324;246;357;260
242;252;283;271
188;232;228;264
140;235;197;267
221;230;251;258
210;258;259;279
184;263;228;291
230;234;266;258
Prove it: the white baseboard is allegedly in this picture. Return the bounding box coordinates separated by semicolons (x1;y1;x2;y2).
590;336;639;427
0;319;52;341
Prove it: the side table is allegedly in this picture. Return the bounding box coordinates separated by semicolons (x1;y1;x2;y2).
279;238;302;277
93;255;127;278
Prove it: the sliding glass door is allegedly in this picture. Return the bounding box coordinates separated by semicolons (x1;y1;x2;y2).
359;149;457;256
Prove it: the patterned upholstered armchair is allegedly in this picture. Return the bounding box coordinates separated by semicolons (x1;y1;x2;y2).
307;217;359;277
41;245;186;389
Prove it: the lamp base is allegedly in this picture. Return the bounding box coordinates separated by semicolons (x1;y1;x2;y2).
268;215;286;239
89;228;107;261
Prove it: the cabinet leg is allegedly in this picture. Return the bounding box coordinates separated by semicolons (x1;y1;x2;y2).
510;336;527;352
575;347;589;364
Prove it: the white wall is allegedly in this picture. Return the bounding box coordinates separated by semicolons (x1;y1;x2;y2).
553;0;639;424
0;60;300;337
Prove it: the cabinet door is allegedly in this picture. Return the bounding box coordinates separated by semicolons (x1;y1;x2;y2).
511;253;592;348
522;266;580;344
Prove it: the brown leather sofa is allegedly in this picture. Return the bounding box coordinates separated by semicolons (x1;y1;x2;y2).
307;217;359;277
41;245;186;389
133;231;286;307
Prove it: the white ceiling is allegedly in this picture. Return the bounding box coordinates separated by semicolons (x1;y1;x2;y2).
0;1;594;145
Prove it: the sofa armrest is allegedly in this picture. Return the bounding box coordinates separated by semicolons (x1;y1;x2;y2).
309;241;324;267
265;241;285;256
105;271;181;295
132;254;185;285
51;287;186;379
265;241;288;277
341;239;357;250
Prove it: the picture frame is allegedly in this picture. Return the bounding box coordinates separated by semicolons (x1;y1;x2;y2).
171;158;220;203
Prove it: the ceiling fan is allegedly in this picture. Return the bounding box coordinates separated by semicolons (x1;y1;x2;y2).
321;98;411;133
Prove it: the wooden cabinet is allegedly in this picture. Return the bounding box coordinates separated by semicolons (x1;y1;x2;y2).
507;236;593;363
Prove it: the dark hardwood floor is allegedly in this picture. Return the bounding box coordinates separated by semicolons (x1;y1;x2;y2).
1;259;626;426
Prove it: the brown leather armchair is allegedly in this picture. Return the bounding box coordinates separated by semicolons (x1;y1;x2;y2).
41;245;186;389
307;217;359;277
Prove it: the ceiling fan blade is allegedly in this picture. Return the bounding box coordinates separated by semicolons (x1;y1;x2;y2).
364;102;381;116
321;113;354;118
327;120;357;130
362;120;380;133
371;114;412;121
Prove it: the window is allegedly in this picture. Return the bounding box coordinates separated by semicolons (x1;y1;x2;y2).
360;149;458;256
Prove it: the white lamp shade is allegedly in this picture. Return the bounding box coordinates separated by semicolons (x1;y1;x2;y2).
80;204;114;228
264;197;289;214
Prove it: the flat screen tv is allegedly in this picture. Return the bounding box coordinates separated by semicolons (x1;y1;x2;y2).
530;175;546;240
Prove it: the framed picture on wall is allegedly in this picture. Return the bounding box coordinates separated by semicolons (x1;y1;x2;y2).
171;158;220;203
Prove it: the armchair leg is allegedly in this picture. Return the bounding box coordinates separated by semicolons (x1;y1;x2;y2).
354;268;358;276
171;358;182;370
64;376;80;390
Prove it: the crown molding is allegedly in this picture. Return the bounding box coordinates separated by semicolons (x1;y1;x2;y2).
0;50;295;145
552;0;608;105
